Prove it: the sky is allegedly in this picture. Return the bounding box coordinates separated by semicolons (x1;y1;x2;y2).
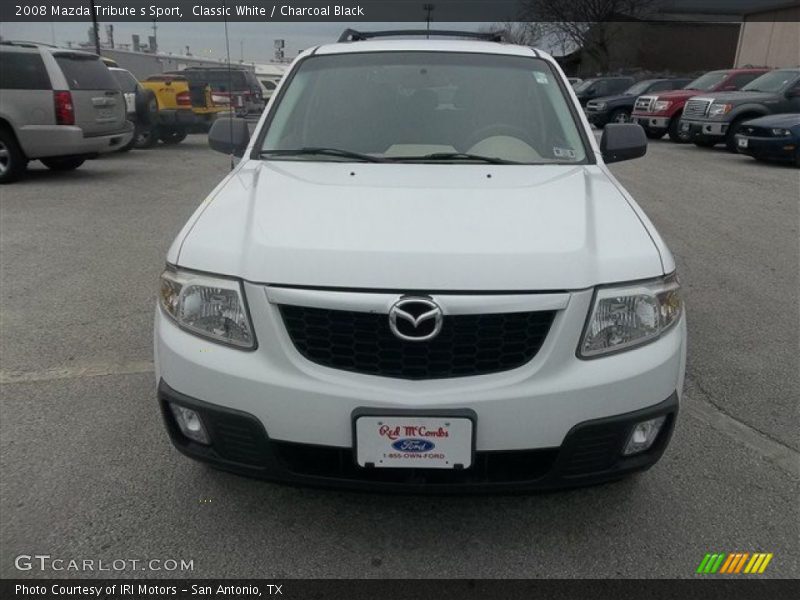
0;22;501;63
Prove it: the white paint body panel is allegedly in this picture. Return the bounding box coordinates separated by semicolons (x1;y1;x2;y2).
156;40;685;453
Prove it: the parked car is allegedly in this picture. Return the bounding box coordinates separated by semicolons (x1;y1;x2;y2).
679;69;800;151
139;74;224;147
585;78;692;128
631;67;770;142
572;76;635;106
155;31;686;492
0;42;133;183
165;67;265;116
108;67;159;151
734;113;800;166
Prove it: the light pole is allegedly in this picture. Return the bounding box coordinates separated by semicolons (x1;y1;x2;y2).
88;0;101;55
423;3;435;37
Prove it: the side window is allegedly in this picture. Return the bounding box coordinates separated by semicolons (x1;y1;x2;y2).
609;80;629;93
728;73;760;89
0;51;51;90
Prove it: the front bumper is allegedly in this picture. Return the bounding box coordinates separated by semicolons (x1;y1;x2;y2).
632;115;671;129
734;134;798;162
159;379;679;492
154;283;686;491
585;109;610;127
680;119;728;141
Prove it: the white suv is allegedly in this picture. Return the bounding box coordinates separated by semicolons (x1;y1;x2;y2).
155;31;686;491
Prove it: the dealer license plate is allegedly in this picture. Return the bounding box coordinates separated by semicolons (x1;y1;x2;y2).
355;415;473;469
738;137;748;148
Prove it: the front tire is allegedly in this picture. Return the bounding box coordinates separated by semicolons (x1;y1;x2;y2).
40;156;85;171
159;128;188;145
644;127;666;140
609;108;631;124
668;115;690;143
0;127;27;184
134;125;160;149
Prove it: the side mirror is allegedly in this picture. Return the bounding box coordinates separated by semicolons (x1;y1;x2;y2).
208;117;250;157
600;123;647;163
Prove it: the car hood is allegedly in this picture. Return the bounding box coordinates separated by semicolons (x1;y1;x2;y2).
742;113;800;128
645;89;697;101
591;93;633;105
698;90;777;104
175;160;664;291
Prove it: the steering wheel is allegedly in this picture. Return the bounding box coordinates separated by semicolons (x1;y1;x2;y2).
465;124;530;150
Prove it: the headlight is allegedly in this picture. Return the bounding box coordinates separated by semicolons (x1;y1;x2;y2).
708;103;732;117
653;100;671;111
579;274;682;358
159;267;255;349
771;128;791;137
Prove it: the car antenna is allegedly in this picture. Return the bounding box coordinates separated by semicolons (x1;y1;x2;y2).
223;0;235;170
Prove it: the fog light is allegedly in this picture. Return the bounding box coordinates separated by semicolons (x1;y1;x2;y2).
623;416;666;456
169;404;210;445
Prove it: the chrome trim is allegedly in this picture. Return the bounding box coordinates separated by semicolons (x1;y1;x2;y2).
265;287;571;315
388;297;443;342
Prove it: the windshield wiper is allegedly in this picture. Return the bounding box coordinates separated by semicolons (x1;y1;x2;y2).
388;152;520;164
259;147;385;162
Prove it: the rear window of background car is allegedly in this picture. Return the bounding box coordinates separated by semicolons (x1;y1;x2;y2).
111;69;138;92
0;51;51;90
55;54;118;90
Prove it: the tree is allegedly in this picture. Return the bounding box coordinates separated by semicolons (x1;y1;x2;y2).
479;22;546;47
520;0;657;72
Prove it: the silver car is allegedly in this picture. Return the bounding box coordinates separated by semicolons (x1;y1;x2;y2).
0;42;134;183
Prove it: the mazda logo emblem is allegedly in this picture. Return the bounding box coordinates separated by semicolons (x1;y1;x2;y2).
388;297;443;342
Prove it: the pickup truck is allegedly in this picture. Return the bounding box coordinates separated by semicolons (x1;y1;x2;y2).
631;67;769;142
139;74;227;147
585;78;691;128
678;68;800;151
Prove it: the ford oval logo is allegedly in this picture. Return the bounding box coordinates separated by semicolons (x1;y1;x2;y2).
391;438;435;452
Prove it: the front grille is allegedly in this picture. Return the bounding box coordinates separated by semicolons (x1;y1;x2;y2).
279;304;556;380
684;98;712;119
634;96;654;112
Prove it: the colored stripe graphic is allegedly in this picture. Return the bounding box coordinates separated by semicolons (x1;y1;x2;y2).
701;552;774;575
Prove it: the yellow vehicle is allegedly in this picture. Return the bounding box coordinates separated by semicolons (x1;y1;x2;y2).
138;74;229;147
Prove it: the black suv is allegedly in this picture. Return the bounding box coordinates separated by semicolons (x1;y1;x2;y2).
585;78;691;127
167;67;264;116
679;69;800;151
572;76;635;106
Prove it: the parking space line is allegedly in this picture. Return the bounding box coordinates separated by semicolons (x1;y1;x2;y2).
0;360;154;384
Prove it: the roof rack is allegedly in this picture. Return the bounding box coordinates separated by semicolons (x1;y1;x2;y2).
0;40;57;48
337;29;505;43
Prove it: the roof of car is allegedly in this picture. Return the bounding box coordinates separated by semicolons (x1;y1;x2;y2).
309;39;548;60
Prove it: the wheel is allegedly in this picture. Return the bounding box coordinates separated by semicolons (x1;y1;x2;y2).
644;127;666;140
608;108;631;124
667;115;690;143
133;125;160;149
159;128;188;145
135;88;159;127
693;138;717;148
40;156;85;171
0;127;27;184
725;118;749;153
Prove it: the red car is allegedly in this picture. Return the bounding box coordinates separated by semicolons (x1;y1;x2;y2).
631;67;770;142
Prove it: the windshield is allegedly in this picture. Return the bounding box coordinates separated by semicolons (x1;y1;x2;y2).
685;71;727;91
742;70;799;93
261;52;588;164
573;79;594;93
623;80;654;96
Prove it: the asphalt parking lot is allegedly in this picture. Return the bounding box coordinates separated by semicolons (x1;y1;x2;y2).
1;136;798;579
